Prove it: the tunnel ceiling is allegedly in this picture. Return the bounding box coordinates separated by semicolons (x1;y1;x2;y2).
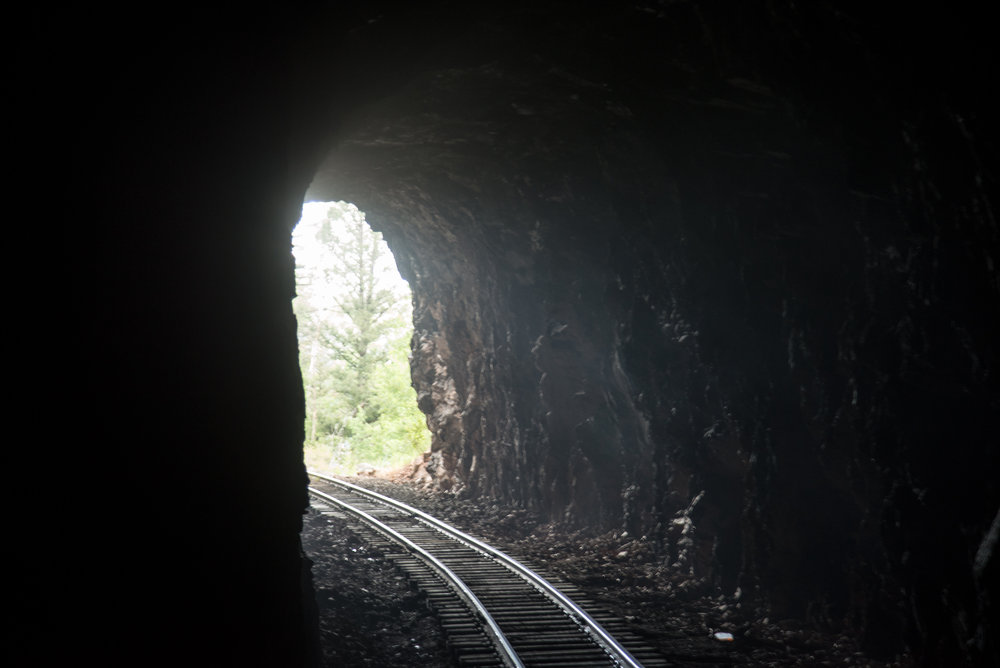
304;2;999;662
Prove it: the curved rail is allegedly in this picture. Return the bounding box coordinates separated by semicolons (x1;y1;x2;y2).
309;471;645;668
308;485;525;668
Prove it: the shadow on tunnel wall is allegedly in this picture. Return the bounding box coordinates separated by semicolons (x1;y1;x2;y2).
13;1;997;666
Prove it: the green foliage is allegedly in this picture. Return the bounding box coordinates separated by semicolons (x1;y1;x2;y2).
293;201;429;474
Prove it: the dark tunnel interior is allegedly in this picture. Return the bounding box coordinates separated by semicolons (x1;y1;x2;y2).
12;2;998;666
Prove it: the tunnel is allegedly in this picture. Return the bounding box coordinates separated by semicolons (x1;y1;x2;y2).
14;2;998;667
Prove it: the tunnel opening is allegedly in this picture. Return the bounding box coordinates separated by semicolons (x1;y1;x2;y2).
292;200;430;476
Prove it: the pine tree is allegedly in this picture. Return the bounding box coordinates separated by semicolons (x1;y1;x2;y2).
318;205;401;418
292;201;428;472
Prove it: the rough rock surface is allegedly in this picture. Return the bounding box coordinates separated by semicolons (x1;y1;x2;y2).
308;3;999;664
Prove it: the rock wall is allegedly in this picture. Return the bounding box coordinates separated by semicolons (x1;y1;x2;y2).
308;2;999;664
15;7;327;667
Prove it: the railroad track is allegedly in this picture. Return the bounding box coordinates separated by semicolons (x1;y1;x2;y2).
307;472;668;667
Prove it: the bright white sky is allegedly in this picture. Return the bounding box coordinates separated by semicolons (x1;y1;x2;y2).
292;201;410;319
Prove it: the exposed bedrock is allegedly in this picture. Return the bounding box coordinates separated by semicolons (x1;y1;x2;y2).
308;2;999;663
18;1;997;666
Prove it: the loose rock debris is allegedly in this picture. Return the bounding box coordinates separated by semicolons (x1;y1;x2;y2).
303;475;913;667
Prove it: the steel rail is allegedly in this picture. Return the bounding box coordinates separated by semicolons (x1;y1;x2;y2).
308;485;525;668
309;471;646;668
